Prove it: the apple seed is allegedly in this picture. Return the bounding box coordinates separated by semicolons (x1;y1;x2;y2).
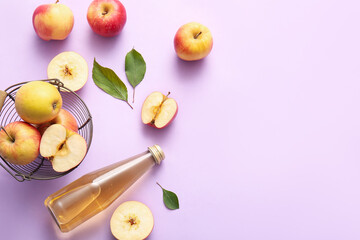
63;65;72;76
128;217;136;225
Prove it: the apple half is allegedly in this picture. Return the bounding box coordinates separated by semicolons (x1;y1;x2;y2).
47;51;89;92
110;201;154;240
141;92;178;129
40;124;87;172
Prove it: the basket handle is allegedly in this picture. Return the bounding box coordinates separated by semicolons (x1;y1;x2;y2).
0;90;7;112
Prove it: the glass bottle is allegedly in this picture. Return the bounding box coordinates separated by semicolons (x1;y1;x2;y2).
44;145;165;233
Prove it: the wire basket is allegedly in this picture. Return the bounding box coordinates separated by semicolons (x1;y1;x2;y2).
0;79;93;182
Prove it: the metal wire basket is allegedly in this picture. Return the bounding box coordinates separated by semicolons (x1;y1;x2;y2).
0;79;93;181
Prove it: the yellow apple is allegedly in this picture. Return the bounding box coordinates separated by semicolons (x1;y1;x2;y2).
15;81;63;124
174;22;213;61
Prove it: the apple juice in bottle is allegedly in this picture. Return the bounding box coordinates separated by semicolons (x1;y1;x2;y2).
44;145;165;232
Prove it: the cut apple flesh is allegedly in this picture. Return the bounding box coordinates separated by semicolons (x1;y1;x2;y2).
141;92;178;128
51;134;87;172
154;99;177;128
141;92;164;124
40;124;87;172
110;201;154;240
40;124;67;157
47;51;88;92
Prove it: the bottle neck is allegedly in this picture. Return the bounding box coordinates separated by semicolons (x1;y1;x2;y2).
92;151;156;185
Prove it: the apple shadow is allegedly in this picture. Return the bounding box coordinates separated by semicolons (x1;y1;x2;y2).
141;121;176;147
71;80;92;101
174;55;207;81
86;29;125;56
31;35;70;59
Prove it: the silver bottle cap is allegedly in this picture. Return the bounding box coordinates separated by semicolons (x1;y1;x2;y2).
148;145;165;165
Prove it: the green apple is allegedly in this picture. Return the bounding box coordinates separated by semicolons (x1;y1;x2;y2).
15;81;63;124
0;121;41;165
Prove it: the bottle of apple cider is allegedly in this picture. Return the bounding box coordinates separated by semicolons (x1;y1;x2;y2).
44;145;165;232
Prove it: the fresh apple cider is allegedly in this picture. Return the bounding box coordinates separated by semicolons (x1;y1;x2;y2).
44;145;164;232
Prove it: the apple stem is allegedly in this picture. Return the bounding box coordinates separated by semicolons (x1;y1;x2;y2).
127;101;133;109
55;0;59;4
194;31;202;39
102;6;109;16
1;126;14;142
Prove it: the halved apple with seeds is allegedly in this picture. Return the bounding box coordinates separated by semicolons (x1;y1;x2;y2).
47;51;88;92
141;92;178;129
110;201;154;240
40;124;87;172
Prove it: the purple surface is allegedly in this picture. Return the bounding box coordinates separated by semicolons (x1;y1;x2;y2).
0;0;360;239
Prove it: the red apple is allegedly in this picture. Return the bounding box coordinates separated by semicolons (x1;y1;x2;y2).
32;1;74;41
141;92;178;129
87;0;127;37
0;121;41;165
37;109;78;135
174;22;213;61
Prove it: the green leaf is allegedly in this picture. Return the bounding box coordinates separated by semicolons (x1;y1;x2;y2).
125;48;146;103
92;58;132;109
157;182;179;210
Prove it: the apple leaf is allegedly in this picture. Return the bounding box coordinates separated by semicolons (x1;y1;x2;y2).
157;182;179;210
125;48;146;103
92;58;132;109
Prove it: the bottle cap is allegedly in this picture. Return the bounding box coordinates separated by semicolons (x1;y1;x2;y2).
148;145;165;165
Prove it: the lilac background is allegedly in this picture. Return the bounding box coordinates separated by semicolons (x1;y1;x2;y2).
0;0;360;239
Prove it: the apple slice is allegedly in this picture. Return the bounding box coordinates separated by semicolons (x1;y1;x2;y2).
110;201;154;240
141;92;178;129
37;108;78;135
47;51;89;92
40;124;87;172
